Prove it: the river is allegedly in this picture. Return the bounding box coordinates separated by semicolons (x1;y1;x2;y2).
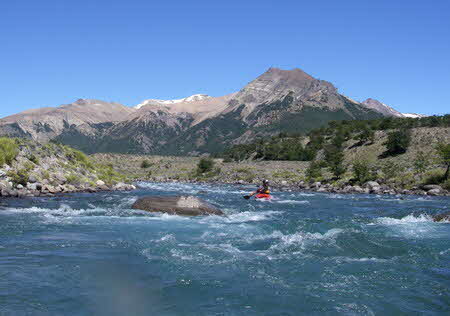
1;182;449;315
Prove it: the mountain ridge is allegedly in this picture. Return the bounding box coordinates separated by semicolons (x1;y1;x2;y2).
0;67;423;155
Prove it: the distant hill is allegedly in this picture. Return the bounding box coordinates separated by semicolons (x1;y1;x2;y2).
0;67;426;155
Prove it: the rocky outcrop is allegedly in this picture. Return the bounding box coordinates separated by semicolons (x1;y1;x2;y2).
0;139;136;198
132;195;224;216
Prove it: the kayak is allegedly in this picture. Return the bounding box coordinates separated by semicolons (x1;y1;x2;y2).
255;193;272;200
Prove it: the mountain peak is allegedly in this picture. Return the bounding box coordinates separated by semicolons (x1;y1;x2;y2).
361;98;404;117
263;67;315;81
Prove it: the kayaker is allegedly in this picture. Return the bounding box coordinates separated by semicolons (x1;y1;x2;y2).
245;179;271;199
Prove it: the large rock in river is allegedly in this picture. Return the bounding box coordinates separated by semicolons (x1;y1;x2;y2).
132;195;224;216
432;212;450;222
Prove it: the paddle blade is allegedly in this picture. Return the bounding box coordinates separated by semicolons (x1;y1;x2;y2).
243;195;251;200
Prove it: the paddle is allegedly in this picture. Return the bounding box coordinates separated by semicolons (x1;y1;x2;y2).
244;191;256;200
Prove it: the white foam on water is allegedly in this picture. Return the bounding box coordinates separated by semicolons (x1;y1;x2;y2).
275;200;309;205
154;234;176;243
375;213;449;238
327;194;346;199
135;181;248;196
298;192;316;197
440;249;450;255
1;204;192;225
268;228;344;252
199;211;282;224
377;214;434;225
170;249;196;261
203;243;242;254
335;256;388;263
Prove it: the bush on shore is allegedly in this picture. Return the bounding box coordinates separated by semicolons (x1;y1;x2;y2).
306;161;323;181
352;160;376;184
436;143;450;180
141;159;152;169
383;129;411;156
196;158;215;174
0;137;19;166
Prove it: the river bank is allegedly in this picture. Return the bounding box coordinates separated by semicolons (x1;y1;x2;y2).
93;153;450;197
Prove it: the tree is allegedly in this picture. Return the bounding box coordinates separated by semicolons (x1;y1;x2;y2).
352;160;376;184
384;129;411;156
141;159;152;169
356;126;375;145
436;143;450;180
197;157;215;174
380;160;403;181
331;132;346;149
413;151;427;175
306;160;323;181
324;145;346;178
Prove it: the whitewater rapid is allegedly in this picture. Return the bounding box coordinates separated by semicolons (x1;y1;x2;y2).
0;182;449;315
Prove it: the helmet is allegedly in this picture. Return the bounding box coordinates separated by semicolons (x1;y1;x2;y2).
263;179;269;185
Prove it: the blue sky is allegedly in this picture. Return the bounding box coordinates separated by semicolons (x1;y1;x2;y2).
1;0;449;117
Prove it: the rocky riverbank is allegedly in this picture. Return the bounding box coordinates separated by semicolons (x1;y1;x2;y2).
91;153;449;197
135;177;449;197
0;138;135;198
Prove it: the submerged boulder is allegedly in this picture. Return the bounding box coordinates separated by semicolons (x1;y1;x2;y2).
132;195;224;216
432;212;450;222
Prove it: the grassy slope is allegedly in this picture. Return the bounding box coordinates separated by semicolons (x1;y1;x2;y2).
93;126;450;190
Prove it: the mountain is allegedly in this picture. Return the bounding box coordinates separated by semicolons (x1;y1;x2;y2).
1;67;403;155
0;99;135;141
361;98;404;117
361;98;426;118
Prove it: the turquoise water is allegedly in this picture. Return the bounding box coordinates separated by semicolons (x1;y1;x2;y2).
0;182;449;315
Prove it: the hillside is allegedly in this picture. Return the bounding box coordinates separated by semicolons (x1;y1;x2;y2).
91;115;450;196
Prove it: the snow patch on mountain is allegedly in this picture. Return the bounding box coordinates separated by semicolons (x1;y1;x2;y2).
401;113;427;118
135;94;211;109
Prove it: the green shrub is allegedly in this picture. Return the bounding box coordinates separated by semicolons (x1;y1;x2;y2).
442;179;450;190
413;151;427;175
436;143;450;179
97;164;123;186
27;154;39;165
7;168;30;186
196;158;215;174
381;160;403;181
324;145;346;178
0;137;19;166
64;146;93;169
141;159;152;169
355;126;375;144
41;170;50;180
306;161;323;181
66;174;82;185
384;129;411;156
423;169;445;185
394;171;416;189
352;160;376;184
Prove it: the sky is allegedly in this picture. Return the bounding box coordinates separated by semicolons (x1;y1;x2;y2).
1;0;449;117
